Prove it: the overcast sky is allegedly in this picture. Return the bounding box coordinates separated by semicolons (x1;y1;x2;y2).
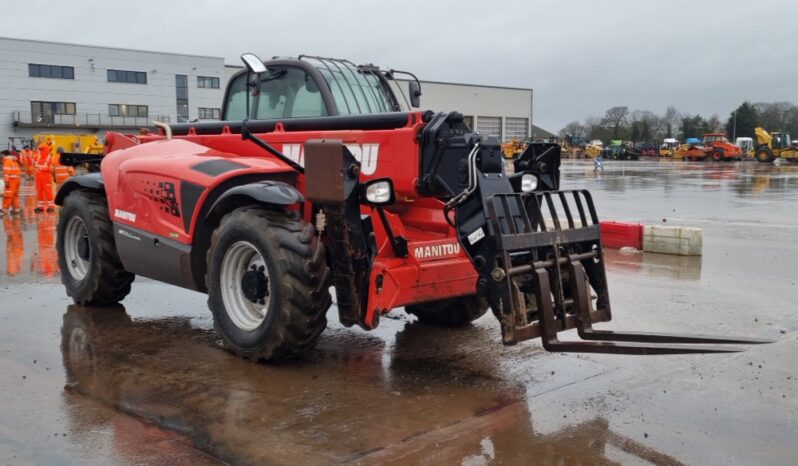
4;0;796;131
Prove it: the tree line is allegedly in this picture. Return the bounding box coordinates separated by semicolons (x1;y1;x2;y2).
560;101;798;144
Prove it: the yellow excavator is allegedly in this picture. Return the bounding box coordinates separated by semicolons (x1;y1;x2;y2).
754;127;797;163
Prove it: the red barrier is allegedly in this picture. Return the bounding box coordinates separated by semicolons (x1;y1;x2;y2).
600;221;643;249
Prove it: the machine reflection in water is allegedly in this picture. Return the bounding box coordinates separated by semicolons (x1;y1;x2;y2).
61;305;684;465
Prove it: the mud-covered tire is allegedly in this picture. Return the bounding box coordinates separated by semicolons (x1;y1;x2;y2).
206;207;331;361
57;191;135;305
405;295;488;327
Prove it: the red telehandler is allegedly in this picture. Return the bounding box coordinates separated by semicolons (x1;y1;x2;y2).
54;54;770;361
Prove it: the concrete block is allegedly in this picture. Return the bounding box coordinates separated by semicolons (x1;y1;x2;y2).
643;225;702;256
648;225;680;238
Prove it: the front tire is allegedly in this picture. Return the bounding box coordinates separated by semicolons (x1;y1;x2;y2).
406;296;488;327
756;148;775;163
206;207;331;361
57;191;135;305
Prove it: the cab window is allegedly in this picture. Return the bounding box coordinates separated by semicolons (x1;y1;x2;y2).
225;67;327;120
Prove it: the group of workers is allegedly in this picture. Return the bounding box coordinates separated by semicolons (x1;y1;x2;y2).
1;139;76;216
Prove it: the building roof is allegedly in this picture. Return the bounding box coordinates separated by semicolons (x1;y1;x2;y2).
398;78;531;93
531;125;556;139
0;35;223;60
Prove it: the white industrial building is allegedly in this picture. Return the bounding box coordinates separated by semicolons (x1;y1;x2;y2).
0;37;533;149
0;37;226;148
397;80;533;142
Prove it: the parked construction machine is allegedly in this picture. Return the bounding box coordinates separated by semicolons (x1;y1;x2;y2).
735;137;754;158
502;138;526;159
584;143;601;159
659;138;678;157
33;133;104;155
699;133;743;161
54;53;770;361
754;127;797;163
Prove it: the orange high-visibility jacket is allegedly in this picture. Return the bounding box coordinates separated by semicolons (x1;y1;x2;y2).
2;154;21;180
52;153;73;183
36;144;53;173
20;149;34;174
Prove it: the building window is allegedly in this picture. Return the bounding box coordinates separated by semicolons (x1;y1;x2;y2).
197;76;220;89
31;101;76;123
29;64;74;79
176;74;189;123
198;108;221;120
107;69;147;84
109;104;149;117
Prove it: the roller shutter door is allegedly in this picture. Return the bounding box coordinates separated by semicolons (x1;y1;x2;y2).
477;116;501;139
505;118;528;141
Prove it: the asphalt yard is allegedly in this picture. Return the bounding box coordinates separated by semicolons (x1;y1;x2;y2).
0;158;795;465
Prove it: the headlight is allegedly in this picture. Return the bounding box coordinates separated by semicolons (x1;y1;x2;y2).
364;179;394;205
521;173;538;192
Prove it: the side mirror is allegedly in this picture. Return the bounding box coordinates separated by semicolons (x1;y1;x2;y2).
362;178;395;206
240;53;266;74
241;53;266;120
408;80;422;108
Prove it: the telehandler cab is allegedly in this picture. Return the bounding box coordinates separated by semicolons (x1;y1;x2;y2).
55;53;770;361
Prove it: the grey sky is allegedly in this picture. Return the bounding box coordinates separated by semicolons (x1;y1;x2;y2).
4;0;796;131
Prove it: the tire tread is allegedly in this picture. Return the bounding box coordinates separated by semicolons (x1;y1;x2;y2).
207;207;331;361
58;191;135;305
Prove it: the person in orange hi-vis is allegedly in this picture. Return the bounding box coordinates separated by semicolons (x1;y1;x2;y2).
3;215;24;276
20;145;34;179
1;150;22;216
52;149;75;189
35;140;55;212
19;145;30;178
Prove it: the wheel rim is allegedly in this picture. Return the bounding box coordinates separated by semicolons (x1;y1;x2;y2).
64;216;90;280
220;241;271;331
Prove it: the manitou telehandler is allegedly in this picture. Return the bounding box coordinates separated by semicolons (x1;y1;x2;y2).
54;54;770;361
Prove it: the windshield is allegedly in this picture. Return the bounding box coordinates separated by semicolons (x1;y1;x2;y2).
225;67;327;120
301;57;398;115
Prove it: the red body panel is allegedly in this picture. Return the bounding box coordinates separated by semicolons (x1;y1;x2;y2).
700;133;742;160
102;138;293;244
103;113;480;327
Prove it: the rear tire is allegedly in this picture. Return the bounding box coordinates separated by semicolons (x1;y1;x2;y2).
57;190;135;305
406;296;488;327
756;148;775;163
712;150;724;162
206;207;331;361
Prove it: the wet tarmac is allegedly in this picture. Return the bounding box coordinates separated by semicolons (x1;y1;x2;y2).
1;159;796;465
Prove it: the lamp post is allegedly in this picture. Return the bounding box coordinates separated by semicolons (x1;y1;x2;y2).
733;110;737;141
